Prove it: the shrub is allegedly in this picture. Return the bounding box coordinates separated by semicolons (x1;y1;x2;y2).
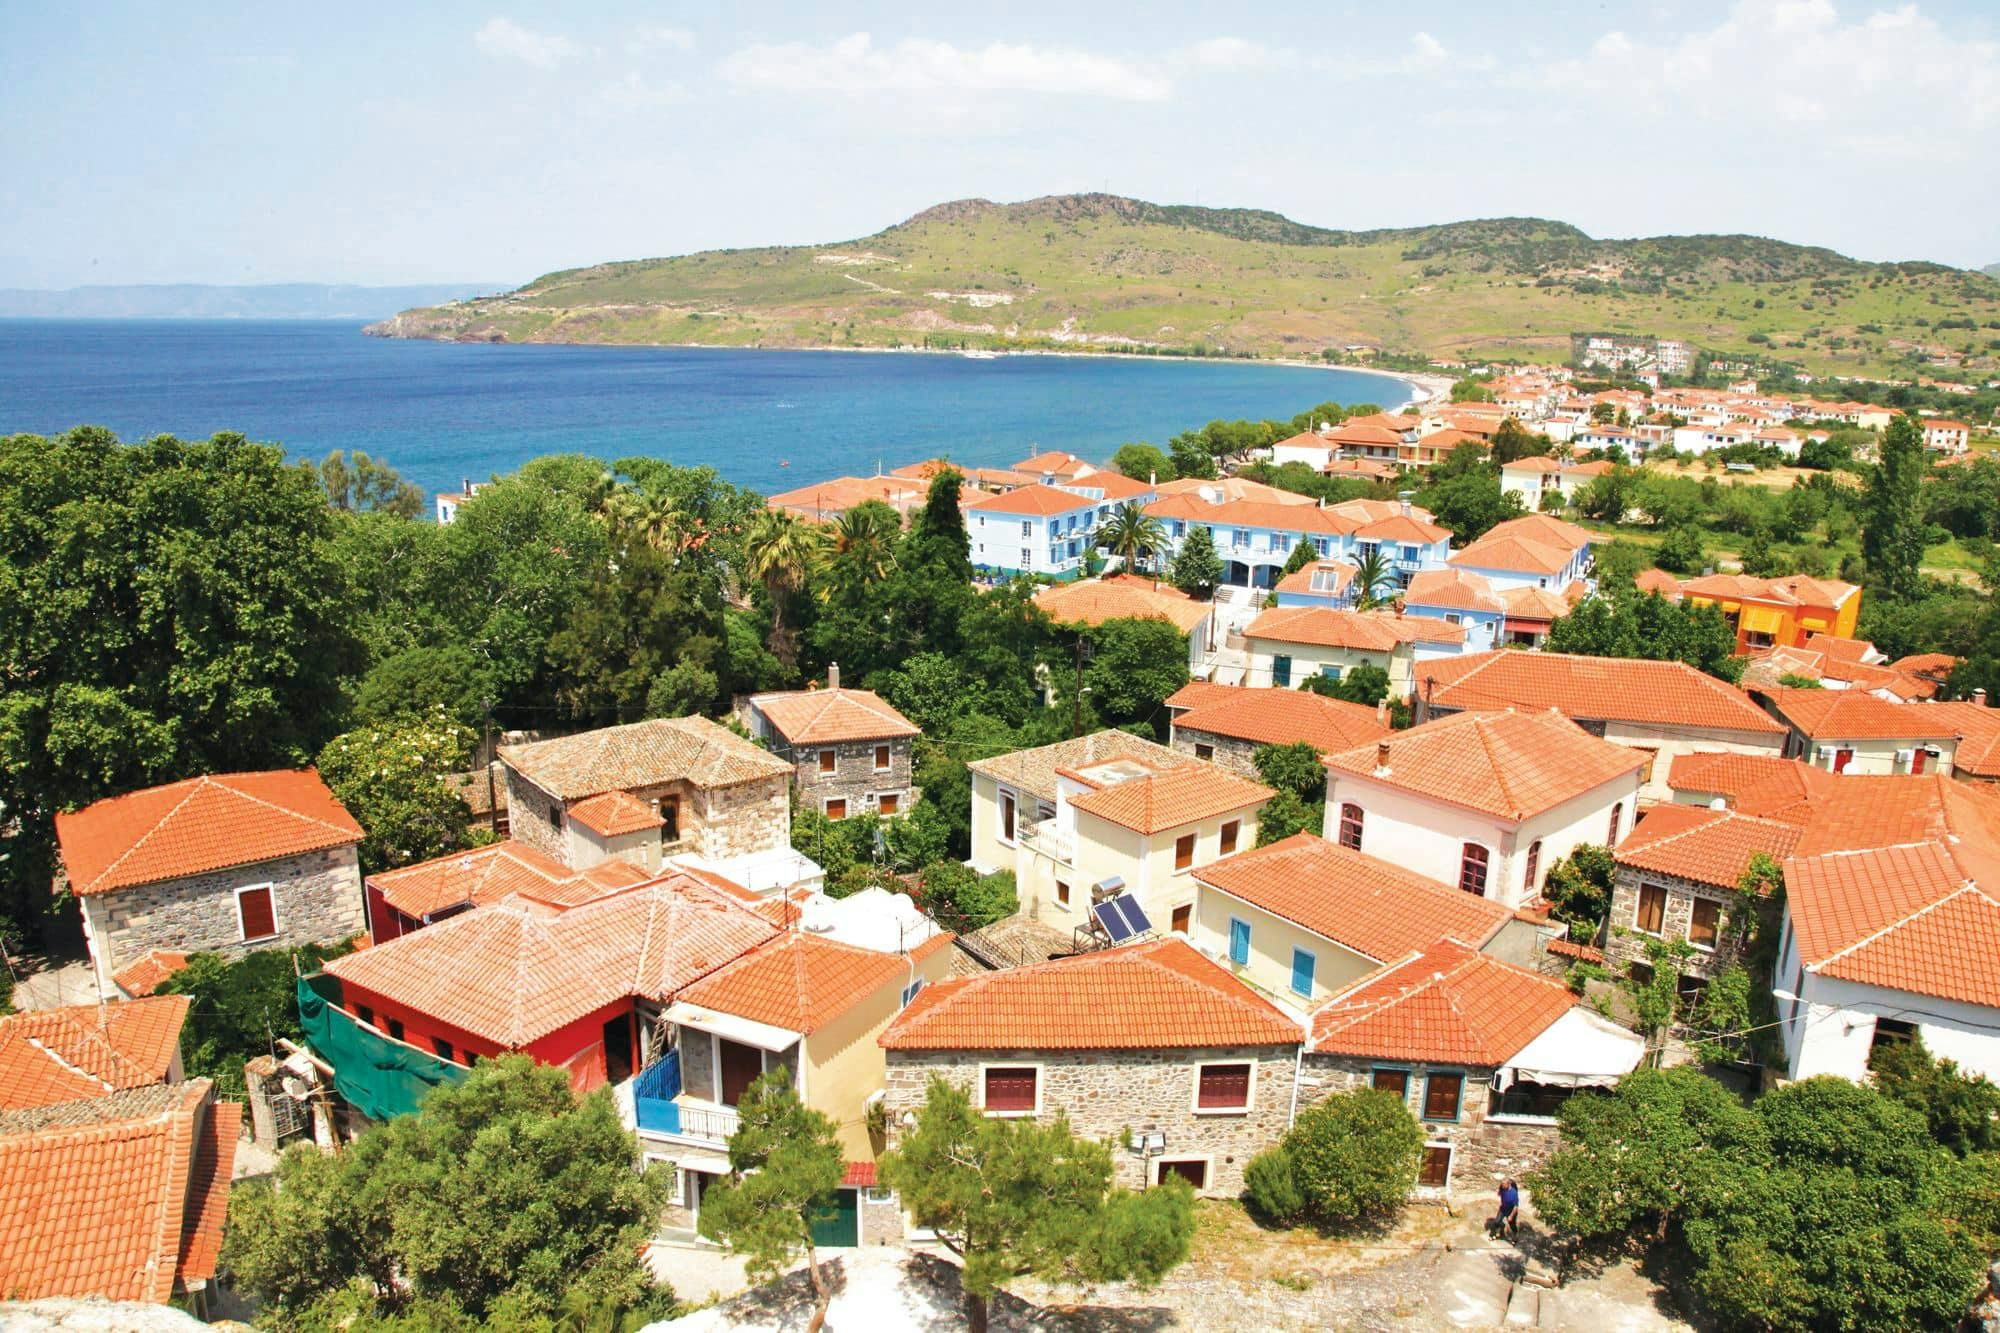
1244;1146;1306;1225
1284;1090;1423;1224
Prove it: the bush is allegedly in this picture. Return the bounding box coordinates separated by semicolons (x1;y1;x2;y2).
1282;1090;1423;1224
1244;1146;1307;1225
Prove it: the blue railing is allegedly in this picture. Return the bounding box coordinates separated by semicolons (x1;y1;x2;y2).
634;1050;681;1135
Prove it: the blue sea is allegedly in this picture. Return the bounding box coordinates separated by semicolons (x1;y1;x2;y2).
0;320;1406;500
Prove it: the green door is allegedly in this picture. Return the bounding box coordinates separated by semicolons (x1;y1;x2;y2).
808;1188;860;1247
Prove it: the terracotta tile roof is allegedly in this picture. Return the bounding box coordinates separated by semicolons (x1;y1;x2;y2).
1354;513;1452;544
1246;606;1466;651
1788;773;2000;859
1067;471;1155;501
368;840;651;920
1165;681;1248;712
1308;938;1577;1064
1013;451;1093;476
1615;806;1802;889
112;951;190;999
567;790;668;837
767;475;926;517
751;685;920;745
881;937;1300;1051
1755;687;1963;742
1404;568;1505;615
1274;560;1358;599
1154;476;1318;506
1634;568;1684;598
1931;702;2000;778
967;729;1188;804
1172;688;1390;755
1413;651;1784;735
0;1080;236;1303
500;716;791;800
963;482;1098;517
1066;763;1273;834
841;1160;879;1188
1032;577;1211;635
1891;652;1961;679
1499;584;1578;623
1196;833;1510;961
1329;497;1438;526
1449;533;1576;577
56;769;362;897
1324;710;1645;822
1787;840;2000;1008
675;932;913;1034
0;996;192;1111
1803;633;1879;666
1665;752;1833;821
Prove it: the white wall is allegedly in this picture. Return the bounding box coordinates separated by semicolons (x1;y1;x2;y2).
1599;724;1788;802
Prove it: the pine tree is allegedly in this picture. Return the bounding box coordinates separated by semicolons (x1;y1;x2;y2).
1863;413;1929;601
1281;536;1317;577
1169;524;1224;599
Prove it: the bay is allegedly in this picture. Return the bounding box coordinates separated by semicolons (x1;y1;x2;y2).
0;319;1409;500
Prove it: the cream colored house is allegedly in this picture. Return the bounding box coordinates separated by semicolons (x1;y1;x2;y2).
1755;686;1961;776
1241;606;1467;697
966;730;1271;940
1321;711;1646;911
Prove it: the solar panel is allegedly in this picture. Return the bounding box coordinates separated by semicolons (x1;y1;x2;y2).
1094;899;1135;942
1117;895;1153;934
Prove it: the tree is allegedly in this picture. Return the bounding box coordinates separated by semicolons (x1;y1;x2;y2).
881;1077;1195;1333
318;449;424;519
1254;789;1319;847
1079;619;1190;728
1099;502;1168;573
744;509;824;668
1422;471;1524;544
1281;536;1317;577
1168;524;1224;598
1869;1038;2000;1157
352;644;497;733
1351;547;1393;610
1488;418;1549;465
222;1056;673;1327
316;715;475;873
1111;442;1174;482
1329;662;1390;706
158;940;353;1096
1253;741;1326;801
821;501;900;591
645;659;721;718
1167;433;1217;480
1655;524;1707;575
917;860;1018;931
1253;1090;1423;1226
1863;413;1929;600
545;535;725;724
699;1071;845;1333
1540;844;1616;937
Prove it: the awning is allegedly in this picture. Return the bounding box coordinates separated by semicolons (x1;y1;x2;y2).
1502;617;1552;635
1500;1006;1645;1090
663;1001;802;1053
1740;605;1787;635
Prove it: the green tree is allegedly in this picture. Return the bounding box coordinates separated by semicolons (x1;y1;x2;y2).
1110;442;1174;482
1280;535;1317;577
158;940;353;1096
1351;548;1393;610
1168;524;1224;598
1488;418;1550;465
1540;844;1616;937
917;861;1018;931
1268;1090;1423;1225
318;449;425;519
881;1076;1195;1333
744;508;824;669
1655;524;1707;575
821;501;900;591
1253;789;1319;847
1863;413;1930;600
352;644;498;732
699;1071;845;1333
1081;619;1190;727
1421;471;1524;544
1330;662;1390;706
1098;502;1168;573
545;536;725;724
316;715;475;873
1167;434;1218;480
1869;1038;2000;1157
1253;741;1326;801
645;660;721;718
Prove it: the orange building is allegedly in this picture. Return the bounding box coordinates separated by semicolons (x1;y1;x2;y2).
1677;573;1861;655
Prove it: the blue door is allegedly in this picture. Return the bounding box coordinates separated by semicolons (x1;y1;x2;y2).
1291;948;1316;997
1229;918;1251;965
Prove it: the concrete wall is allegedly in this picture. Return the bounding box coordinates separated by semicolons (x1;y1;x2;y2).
1600;724;1785;803
1244;638;1415;697
885;1044;1300;1196
1780;728;1957;777
804;946;958;1160
1017;802;1261;936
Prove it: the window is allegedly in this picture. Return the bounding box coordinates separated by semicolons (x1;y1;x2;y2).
1418;1144;1453;1187
900;978;923;1008
1911;748;1930;776
386;1018;405;1043
1290;948;1316;997
354;1004;375;1028
1522;840;1542;895
236;885;277;942
1001;791;1016;842
1492;1080;1572;1120
819;749;837;775
661;797;680;842
984;1066;1037;1114
1689;897;1721;949
1158;1159;1209;1190
1228;917;1250;965
1055;880;1071;909
1020;520;1032;537
1319;665;1342;681
874;744;892;772
825;797;848;820
1196;1063;1253;1111
1174;833;1196;872
1457;844;1489;897
1272;654;1292;688
546;800;562;831
1636;884;1667;935
1372;1068;1409;1098
876;792;900;816
1220;820;1240;856
432;1037;455;1062
1423;1072;1463;1121
1607;802;1624;844
1194;742;1214;762
1171;904;1191;934
1338;803;1364;851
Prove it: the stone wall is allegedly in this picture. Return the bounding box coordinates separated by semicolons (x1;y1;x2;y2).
502;770;567;862
774;736;916;817
860;1190;903;1245
1300;1054;1559;1197
84;845;364;983
1170;729;1260;779
883;1044;1298;1197
502;768;790;869
1604;867;1752;981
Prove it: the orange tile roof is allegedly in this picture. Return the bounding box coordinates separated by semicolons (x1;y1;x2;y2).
1165;681;1245;712
566;789;668;837
112;950;190;999
1067;762;1273;834
881;937;1300;1051
1665;752;1834;821
501;716;791;801
56;769;362;897
963;482;1098;516
966;729;1188;804
369;840;652;919
1154;475;1317;506
1787;840;2000;1007
1931;702;2000;778
675;931;914;1034
1308;938;1577;1064
767;475;926;517
1756;687;1963;741
1449;532;1576;577
1196;833;1510;961
1013;451;1093;476
1068;471;1155;501
1273;560;1358;599
1033;577;1211;635
1499;584;1577;623
1246;606;1466;651
1891;652;1961;679
1803;633;1879;666
0;1080;237;1303
1324;709;1645;822
1172;688;1390;755
0;996;191;1111
752;685;920;745
1355;513;1452;544
1615;806;1802;889
1404;568;1505;614
1413;651;1784;735
1634;568;1684;598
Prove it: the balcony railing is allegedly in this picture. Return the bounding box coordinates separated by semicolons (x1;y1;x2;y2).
1018;818;1074;865
668;1101;741;1144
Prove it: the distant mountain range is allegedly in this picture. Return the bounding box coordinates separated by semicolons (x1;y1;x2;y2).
367;194;2000;380
0;283;503;320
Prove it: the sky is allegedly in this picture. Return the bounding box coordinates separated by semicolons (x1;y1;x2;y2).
2;0;1998;290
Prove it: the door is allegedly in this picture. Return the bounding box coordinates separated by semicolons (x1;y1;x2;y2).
602;1012;634;1085
1272;654;1292;688
1170;904;1192;935
718;1038;764;1107
808;1189;860;1247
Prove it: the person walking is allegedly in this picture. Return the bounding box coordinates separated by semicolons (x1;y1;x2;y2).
1493;1177;1521;1240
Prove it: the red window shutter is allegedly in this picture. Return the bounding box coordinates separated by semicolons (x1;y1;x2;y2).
1197;1064;1251;1109
238;887;276;940
985;1068;1037;1112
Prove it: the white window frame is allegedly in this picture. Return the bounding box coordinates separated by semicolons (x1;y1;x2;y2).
997;787;1019;847
822;794;850;820
873;744;893;773
234;882;280;943
1150;1154;1216;1189
818;748;838;776
1289;946;1317;999
1190;1058;1258;1116
900;977;924;1008
977;1060;1044;1118
1416;1139;1456;1192
871;791;902;816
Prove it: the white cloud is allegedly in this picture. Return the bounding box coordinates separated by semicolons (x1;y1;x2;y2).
474;17;578;69
718;32;1171;102
597;72;689;111
635;25;695;52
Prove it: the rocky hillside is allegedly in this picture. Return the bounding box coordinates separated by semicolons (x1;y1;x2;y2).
370;194;2000;378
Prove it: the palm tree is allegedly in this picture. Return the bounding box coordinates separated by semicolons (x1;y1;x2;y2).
603;485;678;552
744;508;823;667
1352;547;1394;611
1098;502;1168;574
824;502;899;588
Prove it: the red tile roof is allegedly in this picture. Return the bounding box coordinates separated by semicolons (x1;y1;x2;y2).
501;716;791;800
1414;651;1784;736
1787;839;2000;1008
112;950;191;999
1066;762;1274;834
0;996;191;1111
881;937;1300;1051
963;482;1098;516
966;729;1187;804
1615;806;1801;889
1664;752;1833;821
1308;938;1577;1064
841;1159;879;1188
1172;687;1390;755
1324;710;1645;822
1196;833;1510;961
567;790;668;837
56;770;362;897
1931;702;2000;779
367;840;651;920
676;932;916;1034
1273;560;1358;599
1634;568;1683;599
1245;606;1467;651
1033;577;1211;635
1013;451;1093;476
1756;687;1964;741
1404;568;1505;615
1165;681;1247;712
1803;633;1878;666
752;685;920;745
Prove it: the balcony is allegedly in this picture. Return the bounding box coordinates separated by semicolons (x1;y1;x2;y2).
619;1051;743;1147
1017;817;1074;865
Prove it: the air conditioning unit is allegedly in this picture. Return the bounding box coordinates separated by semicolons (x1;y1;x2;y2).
1895;749;1914;766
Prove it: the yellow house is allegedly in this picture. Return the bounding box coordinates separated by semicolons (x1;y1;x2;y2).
1679;573;1862;654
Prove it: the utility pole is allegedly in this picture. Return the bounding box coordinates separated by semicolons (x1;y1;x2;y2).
1071;635;1090;738
482;697;499;835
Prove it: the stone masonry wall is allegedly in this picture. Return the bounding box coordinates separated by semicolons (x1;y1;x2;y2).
1170;730;1261;779
502;770;567;862
1300;1054;1559;1197
690;775;791;861
774;736;916;816
1604;867;1751;981
884;1045;1298;1197
88;845;364;978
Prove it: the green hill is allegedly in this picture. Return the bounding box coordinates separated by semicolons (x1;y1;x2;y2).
369;194;2000;379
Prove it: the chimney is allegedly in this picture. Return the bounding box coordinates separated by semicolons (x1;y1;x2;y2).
828;661;841;690
1977;688;1989;707
1374;740;1392;774
1398;489;1414;518
1375;699;1389;726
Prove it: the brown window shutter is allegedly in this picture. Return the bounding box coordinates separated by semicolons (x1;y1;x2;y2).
1419;1144;1452;1187
1424;1073;1462;1120
1197;1064;1251;1108
239;887;276;940
985;1067;1037;1112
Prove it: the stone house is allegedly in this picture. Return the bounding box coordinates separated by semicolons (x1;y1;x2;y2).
498;715;797;881
55;770;366;1000
880;937;1303;1197
1604;805;1798;984
1303;939;1643;1196
1163;683;1389;779
743;665;922;819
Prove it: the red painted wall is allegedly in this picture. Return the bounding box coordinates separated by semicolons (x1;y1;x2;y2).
336;981;636;1094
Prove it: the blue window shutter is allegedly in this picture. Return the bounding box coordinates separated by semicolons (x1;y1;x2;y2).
1291;948;1315;996
1229;918;1250;965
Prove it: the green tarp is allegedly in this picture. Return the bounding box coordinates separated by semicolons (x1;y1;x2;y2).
297;973;468;1121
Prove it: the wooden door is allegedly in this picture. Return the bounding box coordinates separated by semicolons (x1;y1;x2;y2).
719;1038;764;1107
